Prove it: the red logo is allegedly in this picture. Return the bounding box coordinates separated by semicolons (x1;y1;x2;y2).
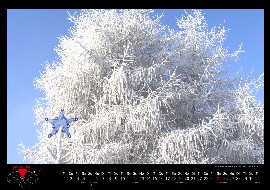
7;165;39;187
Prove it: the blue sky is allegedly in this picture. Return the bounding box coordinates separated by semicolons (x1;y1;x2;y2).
7;9;264;164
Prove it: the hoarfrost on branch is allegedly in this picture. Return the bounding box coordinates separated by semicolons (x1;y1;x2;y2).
19;9;264;164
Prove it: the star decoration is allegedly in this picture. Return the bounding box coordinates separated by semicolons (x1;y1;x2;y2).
45;109;78;138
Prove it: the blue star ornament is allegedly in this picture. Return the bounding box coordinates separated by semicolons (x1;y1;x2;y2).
45;109;78;138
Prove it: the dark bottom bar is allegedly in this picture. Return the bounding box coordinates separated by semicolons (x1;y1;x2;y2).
1;164;263;188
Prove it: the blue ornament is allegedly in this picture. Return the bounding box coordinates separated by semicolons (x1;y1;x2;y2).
45;109;78;138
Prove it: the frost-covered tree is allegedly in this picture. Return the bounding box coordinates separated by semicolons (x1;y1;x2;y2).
19;9;264;164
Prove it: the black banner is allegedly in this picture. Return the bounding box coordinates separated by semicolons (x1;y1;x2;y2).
0;164;264;189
